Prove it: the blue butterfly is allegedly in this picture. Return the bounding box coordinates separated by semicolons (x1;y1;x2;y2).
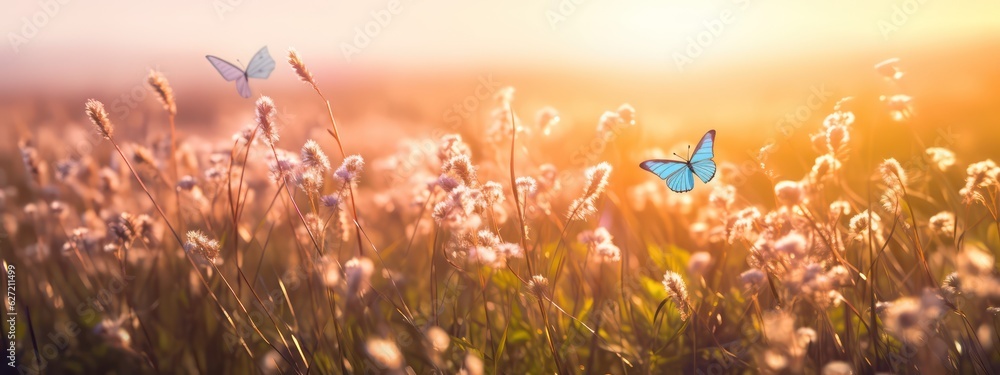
640;130;717;193
206;46;276;98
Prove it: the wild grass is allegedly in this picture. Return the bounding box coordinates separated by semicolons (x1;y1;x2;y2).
2;53;1000;374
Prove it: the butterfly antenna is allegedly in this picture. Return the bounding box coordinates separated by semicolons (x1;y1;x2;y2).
673;152;685;162
687;145;691;160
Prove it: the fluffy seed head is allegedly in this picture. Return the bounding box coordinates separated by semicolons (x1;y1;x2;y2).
515;176;537;200
686;252;713;277
287;48;316;85
480;181;505;206
255;96;279;146
443;154;477;186
928;211;955;237
365;338;403;370
185;230;220;261
925;147;955;172
300;139;331;172
583;162;612;198
774;180;802;206
345;257;375;297
334;155;365;184
86;99;114;139
879;158;907;191
147;70;176;115
527;275;549;295
662;271;691;320
875;57;904;80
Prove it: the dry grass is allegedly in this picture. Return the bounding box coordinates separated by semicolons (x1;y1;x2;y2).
2;52;1000;375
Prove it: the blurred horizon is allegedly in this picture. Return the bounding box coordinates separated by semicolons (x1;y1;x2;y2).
3;0;1000;93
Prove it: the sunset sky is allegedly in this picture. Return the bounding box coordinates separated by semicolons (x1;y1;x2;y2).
3;0;999;93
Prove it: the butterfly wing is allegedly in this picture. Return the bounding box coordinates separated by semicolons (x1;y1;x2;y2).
690;130;716;163
235;76;251;98
691;159;717;184
206;55;246;81
640;159;696;193
245;46;275;79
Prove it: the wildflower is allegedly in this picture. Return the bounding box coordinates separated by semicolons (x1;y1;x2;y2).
527;275;549;295
880;189;901;216
94;318;131;348
568;162;613;216
822;361;853;375
185;230;220;261
822;110;855;129
177;175;197;190
686;252;712;278
774;232;808;258
829;200;850;218
515;176;537;201
437;134;470;162
959;159;999;204
709;185;736;210
461;353;485;375
690;222;710;247
874;57;904;80
345;257;375;297
810;155;841;182
880;290;944;343
879;158;907;192
147;70;176;115
109;213;139;244
942;272;962;297
317;256;340;288
99;167;120;192
300;140;331;172
662;271;692;320
494;243;523;259
774;180;802;206
928;211;955;237
365;338;403;370
433;186;481;230
728;207;762;244
596;111;621;133
958;246;994;276
480;181;505;207
287;48;316;86
131;144;156;166
334;155;365;184
267;149;299;183
826;125;849;153
535;106;560;136
578;227;613;247
297;168;325;196
426;326;450;353
436;174;460;192
85;99;114;139
849;210;882;243
255;96;279;146
536;164;561;193
18;140;43;185
617;103;636;126
740;269;767;290
592;242;621;263
443;154;477;186
925;147;955;171
881;94;913;121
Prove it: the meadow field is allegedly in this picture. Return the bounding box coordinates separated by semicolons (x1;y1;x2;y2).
3;1;1000;374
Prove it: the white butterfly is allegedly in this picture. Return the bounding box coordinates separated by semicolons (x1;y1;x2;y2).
206;46;275;98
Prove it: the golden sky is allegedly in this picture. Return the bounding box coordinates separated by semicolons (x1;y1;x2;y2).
2;0;999;92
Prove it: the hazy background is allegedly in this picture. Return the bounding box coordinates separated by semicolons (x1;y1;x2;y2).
2;0;1000;180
